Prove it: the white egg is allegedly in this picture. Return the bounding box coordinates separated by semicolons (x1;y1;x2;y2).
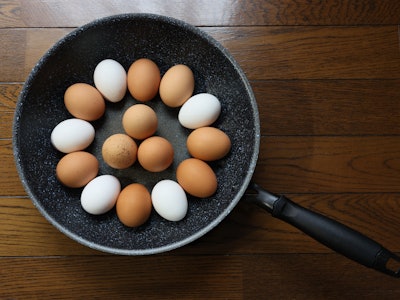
93;59;127;102
51;118;95;153
151;180;188;222
178;93;221;129
80;175;121;215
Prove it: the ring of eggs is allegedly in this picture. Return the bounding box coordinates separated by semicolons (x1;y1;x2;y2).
51;58;231;228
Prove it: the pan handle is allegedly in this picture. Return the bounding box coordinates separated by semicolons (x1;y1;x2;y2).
247;183;400;277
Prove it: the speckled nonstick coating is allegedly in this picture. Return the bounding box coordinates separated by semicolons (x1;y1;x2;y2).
13;14;260;255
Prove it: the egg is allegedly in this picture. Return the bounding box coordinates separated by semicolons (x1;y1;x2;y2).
116;183;152;227
51;118;95;153
187;127;231;161
94;59;127;102
151;180;188;221
127;58;161;102
137;136;174;172
64;83;105;121
122;104;158;140
102;134;137;169
176;158;217;198
56;151;99;188
159;64;194;107
178;93;221;129
81;175;121;215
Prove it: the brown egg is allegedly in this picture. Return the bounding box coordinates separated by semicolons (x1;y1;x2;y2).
127;58;161;102
137;136;174;172
176;158;217;198
56;151;99;188
187;127;231;161
159;64;194;107
102;134;137;169
122;104;158;140
116;183;152;227
64;83;105;121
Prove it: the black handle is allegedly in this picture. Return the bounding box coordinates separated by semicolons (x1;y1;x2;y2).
248;184;400;277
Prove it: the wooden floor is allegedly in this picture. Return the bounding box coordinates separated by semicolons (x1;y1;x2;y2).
1;0;400;298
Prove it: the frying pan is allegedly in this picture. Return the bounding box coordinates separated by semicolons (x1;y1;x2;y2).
13;13;399;277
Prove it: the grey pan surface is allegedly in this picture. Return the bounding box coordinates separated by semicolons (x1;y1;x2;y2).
13;13;260;255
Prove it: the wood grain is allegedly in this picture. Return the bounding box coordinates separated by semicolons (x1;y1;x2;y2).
256;136;400;193
1;0;400;298
0;140;25;196
0;83;20;138
256;79;400;135
1;255;399;299
1;26;399;82
0;0;398;27
209;26;400;80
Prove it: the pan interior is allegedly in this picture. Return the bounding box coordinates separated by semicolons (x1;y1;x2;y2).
13;14;260;254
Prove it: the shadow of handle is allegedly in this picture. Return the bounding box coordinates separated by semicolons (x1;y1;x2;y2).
246;183;400;278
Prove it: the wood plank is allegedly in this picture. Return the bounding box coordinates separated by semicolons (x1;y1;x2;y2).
0;28;72;82
18;0;266;27
0;197;97;256
1;26;399;82
0;84;19;110
1;0;399;27
0;0;25;27
2;80;400;138
0;83;20;138
208;26;400;80
1;194;399;256
0;29;26;81
256;136;400;193
241;254;400;299
0;110;14;138
0;255;243;299
255;79;400;135
261;0;400;25
0;254;399;299
0;140;25;196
